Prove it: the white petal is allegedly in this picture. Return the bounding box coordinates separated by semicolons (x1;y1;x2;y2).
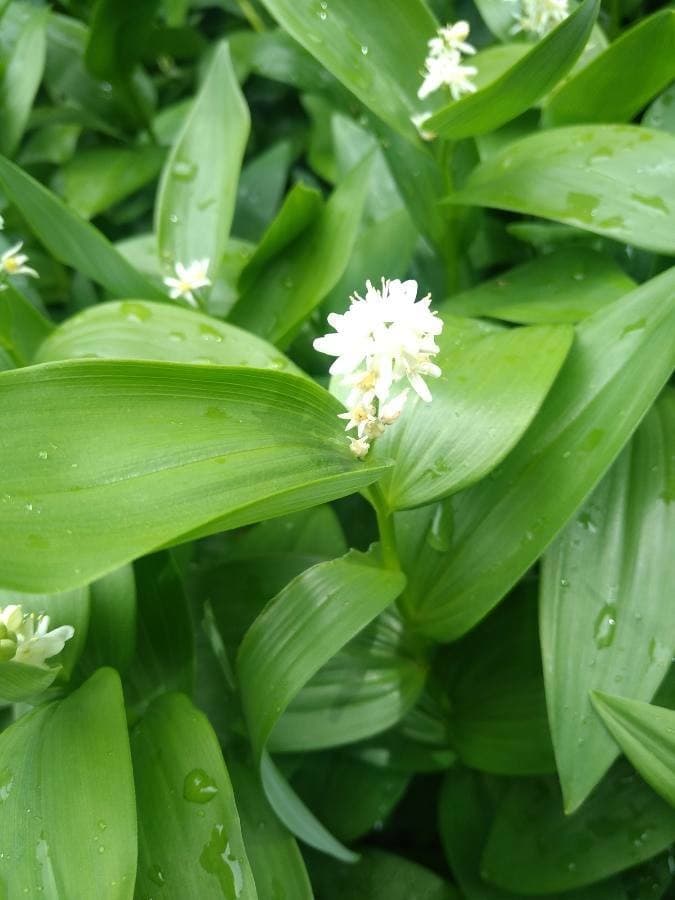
409;372;432;402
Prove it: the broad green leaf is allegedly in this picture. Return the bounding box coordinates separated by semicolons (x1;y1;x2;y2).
0;287;53;366
405;266;675;641
426;0;599;140
131;693;257;899
156;42;249;273
292;751;410;842
544;10;675;126
256;0;438;137
0;155;163;299
0;668;136;899
237;547;405;859
55;146;165;219
33;300;301;374
77;564;136;676
124;552;193;720
85;0;160;84
232;139;296;242
482;762;675;893
0;586;89;680
445;586;556;775
369;316;573;510
454;125;675;254
0;659;60;703
443;248;635;324
270;609;426;752
0;5;47;156
643;83;675;135
230;155;372;347
307;848;460;900
439;768;627;900
228;755;313;900
591;693;675;810
540;393;675;812
0;360;389;592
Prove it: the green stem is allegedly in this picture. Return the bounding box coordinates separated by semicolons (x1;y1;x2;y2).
370;485;399;572
437;138;462;295
236;0;266;32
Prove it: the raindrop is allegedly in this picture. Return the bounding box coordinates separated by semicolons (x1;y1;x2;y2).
148;864;166;887
593;604;618;649
38;450;48;460
199;825;244;897
172;160;197;181
361;45;369;55
183;769;219;804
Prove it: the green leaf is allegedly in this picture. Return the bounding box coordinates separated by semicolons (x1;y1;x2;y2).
124;552;193;720
443;247;635;324
156;41;249;273
232;139;296;242
0;287;53;367
131;692;258;899
307;848;460;900
446;586;556;775
77;564;136;676
426;0;599;140
230;155;372;348
85;0;160;83
237;547;405;858
405;266;675;641
0;660;60;703
33;300;301;374
643;83;675;135
482;762;675;893
0;155;163;299
0;668;136;898
0;5;47;156
540;392;675;812
370;316;573;510
228;754;314;900
55;145;166;219
543;10;675;126
591;692;675;809
473;0;520;41
0;360;389;592
439;768;627;900
454;125;675;254
256;0;438;137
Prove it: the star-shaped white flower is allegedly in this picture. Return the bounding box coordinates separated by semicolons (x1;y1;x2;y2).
0;604;74;669
511;0;569;36
163;259;211;305
0;241;38;279
418;20;478;101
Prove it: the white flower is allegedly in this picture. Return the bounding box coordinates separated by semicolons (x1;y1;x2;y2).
349;437;371;459
163;259;211;305
418;21;478;101
511;0;569;36
315;279;443;458
0;241;38;279
0;604;74;669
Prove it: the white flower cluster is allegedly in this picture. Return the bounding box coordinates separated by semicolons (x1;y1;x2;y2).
314;279;443;459
0;605;74;669
418;21;478;102
0;215;39;285
163;258;211;306
512;0;570;36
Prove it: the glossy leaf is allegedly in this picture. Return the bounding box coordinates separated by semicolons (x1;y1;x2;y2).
0;155;163;298
156;41;249;273
34;299;301;374
540;393;675;812
591;692;675;810
544;10;675;126
370;316;573;510
131;692;258;899
0;659;60;703
232;139;296;242
230;155;372;347
0;668;136;899
482;762;675;893
77;564;136;676
443;248;635;324
454;125;675;254
0;5;47;156
0;287;53;366
643;83;675;135
56;146;165;219
0;360;389;592
405;266;675;640
257;0;438;137
426;0;599;140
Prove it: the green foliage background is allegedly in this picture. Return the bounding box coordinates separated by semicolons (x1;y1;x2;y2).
0;0;673;897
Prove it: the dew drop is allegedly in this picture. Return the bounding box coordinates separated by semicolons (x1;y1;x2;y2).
593;604;617;649
183;768;218;804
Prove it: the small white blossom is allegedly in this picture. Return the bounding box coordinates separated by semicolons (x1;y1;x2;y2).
349;437;371;459
418;21;478;101
0;241;38;279
315;279;443;458
163;259;211;306
0;604;74;669
511;0;569;36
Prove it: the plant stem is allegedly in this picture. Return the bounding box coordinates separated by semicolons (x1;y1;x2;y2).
236;0;266;32
371;485;400;572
